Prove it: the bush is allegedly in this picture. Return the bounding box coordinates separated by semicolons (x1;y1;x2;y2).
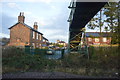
34;48;47;55
2;46;119;77
2;46;25;58
2;46;58;73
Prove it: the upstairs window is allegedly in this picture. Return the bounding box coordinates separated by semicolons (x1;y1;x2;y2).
36;33;39;39
33;31;35;39
39;34;42;40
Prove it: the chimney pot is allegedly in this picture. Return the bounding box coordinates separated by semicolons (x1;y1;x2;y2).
34;22;38;30
34;22;37;25
18;12;25;23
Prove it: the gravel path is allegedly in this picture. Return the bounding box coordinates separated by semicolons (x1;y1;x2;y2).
2;72;119;79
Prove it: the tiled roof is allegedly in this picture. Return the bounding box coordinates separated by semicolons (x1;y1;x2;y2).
43;37;48;41
85;32;111;37
8;22;43;35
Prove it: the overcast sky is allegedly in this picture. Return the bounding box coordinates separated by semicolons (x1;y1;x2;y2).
1;0;110;43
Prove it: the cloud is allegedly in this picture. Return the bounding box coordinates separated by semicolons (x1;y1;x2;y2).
1;0;70;3
25;11;32;15
7;3;17;8
40;28;69;42
25;16;53;28
7;2;21;10
0;33;9;38
1;1;70;42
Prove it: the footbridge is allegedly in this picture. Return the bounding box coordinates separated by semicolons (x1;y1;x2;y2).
67;1;107;54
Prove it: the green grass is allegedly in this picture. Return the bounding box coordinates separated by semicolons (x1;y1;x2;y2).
2;46;119;77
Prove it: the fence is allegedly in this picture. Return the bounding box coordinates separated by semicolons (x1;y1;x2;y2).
25;46;48;54
24;46;66;59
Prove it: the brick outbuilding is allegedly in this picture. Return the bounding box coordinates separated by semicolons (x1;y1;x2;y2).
84;32;111;45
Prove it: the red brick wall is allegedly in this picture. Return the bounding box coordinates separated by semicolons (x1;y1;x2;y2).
86;37;111;45
31;30;43;48
8;24;44;48
8;23;31;46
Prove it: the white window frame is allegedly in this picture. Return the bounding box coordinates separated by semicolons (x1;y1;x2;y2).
95;38;99;42
36;33;39;39
88;38;92;42
103;38;107;42
33;31;35;39
32;43;35;48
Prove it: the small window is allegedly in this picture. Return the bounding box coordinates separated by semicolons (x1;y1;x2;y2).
36;33;39;39
103;38;107;42
38;34;39;40
95;38;99;42
33;31;35;39
39;44;41;47
88;38;92;42
39;34;42;40
32;43;35;48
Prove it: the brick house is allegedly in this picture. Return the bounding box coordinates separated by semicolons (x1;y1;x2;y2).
8;12;48;48
84;32;111;45
57;40;67;47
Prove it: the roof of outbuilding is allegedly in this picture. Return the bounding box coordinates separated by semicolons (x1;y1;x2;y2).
85;32;111;37
8;22;43;35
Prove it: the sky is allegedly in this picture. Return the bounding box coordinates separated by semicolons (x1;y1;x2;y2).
1;0;117;43
1;0;72;43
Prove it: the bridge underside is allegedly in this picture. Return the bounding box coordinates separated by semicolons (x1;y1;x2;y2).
68;2;107;52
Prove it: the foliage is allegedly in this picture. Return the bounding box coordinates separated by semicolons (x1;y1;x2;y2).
34;48;47;55
87;2;119;44
87;17;100;30
2;46;25;58
103;2;119;44
2;46;119;77
2;47;57;73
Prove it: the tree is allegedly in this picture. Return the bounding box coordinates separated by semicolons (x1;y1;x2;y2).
104;2;119;44
87;9;104;44
87;17;100;30
87;2;119;44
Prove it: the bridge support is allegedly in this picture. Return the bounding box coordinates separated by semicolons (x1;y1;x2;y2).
67;28;89;58
68;28;83;53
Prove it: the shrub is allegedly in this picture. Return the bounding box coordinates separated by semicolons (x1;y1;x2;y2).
2;46;25;58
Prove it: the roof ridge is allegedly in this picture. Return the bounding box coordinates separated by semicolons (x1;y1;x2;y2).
9;22;43;35
86;32;110;33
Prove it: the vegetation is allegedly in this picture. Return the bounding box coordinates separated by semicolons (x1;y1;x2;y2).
87;2;119;44
2;46;119;77
103;2;119;44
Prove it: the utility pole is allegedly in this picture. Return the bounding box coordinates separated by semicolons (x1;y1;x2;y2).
99;9;102;45
100;9;102;34
118;1;120;47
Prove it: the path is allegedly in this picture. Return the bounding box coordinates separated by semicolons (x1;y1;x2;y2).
2;72;119;79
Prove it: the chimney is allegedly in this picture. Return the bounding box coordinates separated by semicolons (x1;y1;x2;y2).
34;22;38;30
18;12;25;23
